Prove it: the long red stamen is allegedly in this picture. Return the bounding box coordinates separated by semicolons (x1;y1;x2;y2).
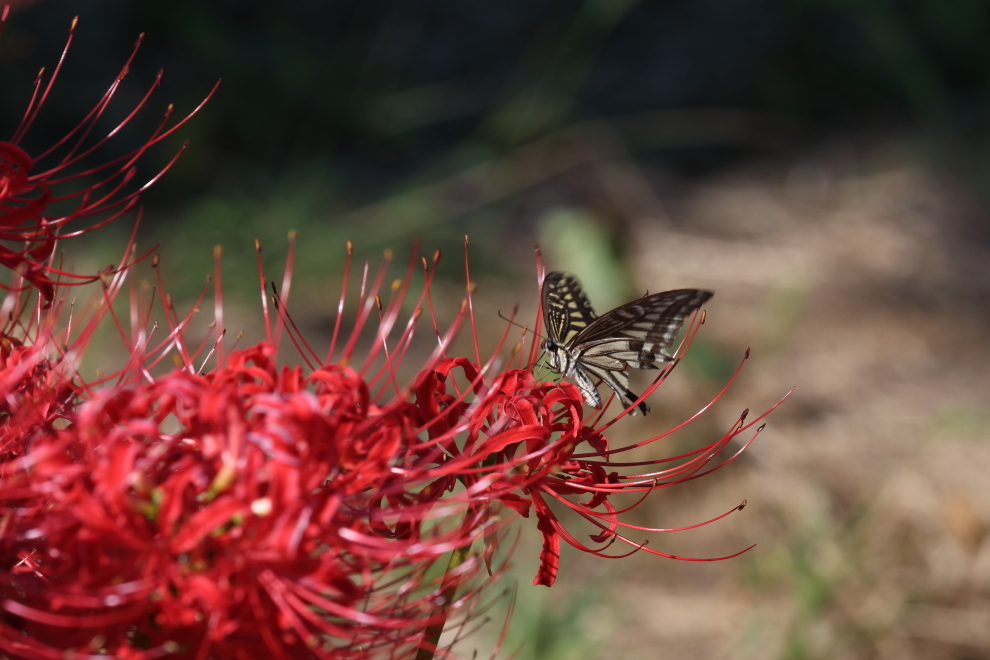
271;229;296;350
462;235;481;367
326;239;352;363
212;245;225;364
11;17;78;144
255;238;272;344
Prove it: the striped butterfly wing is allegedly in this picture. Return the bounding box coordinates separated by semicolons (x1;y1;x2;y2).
571;288;713;414
571;288;714;362
541;271;598;345
542;271;712;415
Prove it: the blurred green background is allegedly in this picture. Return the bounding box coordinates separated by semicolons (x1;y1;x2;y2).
3;0;989;297
3;1;990;658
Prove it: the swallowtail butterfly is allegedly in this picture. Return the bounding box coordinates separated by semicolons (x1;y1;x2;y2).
541;271;712;415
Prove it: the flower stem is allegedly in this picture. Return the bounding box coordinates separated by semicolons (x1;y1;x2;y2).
415;542;473;660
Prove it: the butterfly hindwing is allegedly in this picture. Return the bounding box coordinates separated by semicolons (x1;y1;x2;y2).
541;272;712;415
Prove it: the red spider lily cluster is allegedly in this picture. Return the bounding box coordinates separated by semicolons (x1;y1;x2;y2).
0;7;788;660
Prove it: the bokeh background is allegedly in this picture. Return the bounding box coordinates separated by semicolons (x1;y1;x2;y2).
3;1;990;658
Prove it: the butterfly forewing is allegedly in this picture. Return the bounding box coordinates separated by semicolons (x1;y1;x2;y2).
573;289;714;364
541;272;598;345
541;272;712;414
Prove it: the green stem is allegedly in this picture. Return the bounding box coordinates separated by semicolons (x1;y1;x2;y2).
415;542;473;660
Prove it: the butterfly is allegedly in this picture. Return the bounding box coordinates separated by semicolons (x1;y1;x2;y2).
541;271;712;415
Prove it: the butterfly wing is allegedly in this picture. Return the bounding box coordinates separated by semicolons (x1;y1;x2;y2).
570;288;713;413
541;271;598;344
571;288;712;363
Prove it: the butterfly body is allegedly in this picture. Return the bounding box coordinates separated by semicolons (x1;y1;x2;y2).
541;272;712;415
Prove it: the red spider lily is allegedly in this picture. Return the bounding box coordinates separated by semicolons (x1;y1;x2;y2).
0;5;218;299
0;231;787;659
0;236;510;659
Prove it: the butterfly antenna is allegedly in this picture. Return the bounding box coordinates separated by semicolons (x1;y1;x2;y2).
498;309;546;341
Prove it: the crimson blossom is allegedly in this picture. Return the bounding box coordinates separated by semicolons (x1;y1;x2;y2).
0;5;217;299
0;229;787;659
